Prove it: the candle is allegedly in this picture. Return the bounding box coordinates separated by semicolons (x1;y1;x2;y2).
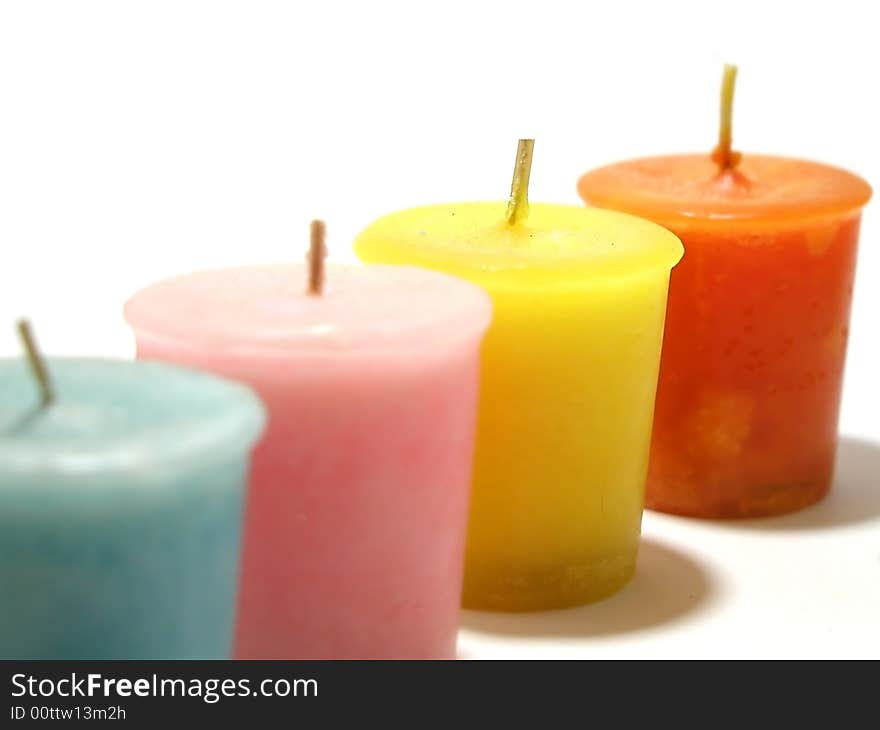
0;324;265;659
124;225;492;658
355;142;683;611
578;66;873;518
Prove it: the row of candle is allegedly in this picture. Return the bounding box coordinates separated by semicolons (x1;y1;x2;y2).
0;67;872;659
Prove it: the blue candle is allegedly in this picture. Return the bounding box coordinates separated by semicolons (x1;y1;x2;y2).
0;358;265;659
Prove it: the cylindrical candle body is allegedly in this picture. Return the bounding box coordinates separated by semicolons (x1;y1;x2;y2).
579;155;872;517
125;265;491;658
0;359;265;659
356;203;683;610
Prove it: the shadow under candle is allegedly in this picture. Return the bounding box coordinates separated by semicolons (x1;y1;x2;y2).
458;538;715;640
712;436;880;532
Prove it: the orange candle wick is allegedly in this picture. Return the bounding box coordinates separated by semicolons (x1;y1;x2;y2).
710;64;742;172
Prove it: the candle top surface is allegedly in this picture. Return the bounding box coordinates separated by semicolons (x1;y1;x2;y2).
0;358;265;480
578;154;872;229
354;202;683;285
124;264;492;358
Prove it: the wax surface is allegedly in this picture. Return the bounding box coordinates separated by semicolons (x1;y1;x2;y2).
579;155;872;517
356;203;683;611
125;264;489;358
125;264;491;658
353;202;683;283
578;155;872;227
0;359;265;659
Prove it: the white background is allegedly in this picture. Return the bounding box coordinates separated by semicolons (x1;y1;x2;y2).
0;1;877;658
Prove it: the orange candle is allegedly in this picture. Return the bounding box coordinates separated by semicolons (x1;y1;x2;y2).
578;66;872;518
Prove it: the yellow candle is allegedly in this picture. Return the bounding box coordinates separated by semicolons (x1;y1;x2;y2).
355;141;683;611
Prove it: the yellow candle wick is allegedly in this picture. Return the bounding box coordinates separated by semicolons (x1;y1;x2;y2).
16;319;54;407
711;64;741;171
506;139;535;225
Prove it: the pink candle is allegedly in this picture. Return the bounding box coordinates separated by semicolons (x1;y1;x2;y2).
124;263;491;659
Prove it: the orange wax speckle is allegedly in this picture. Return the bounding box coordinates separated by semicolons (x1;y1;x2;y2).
579;154;871;518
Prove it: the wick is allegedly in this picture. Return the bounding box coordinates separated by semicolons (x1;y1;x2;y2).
307;219;327;296
16;319;54;407
711;64;741;171
505;138;535;225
